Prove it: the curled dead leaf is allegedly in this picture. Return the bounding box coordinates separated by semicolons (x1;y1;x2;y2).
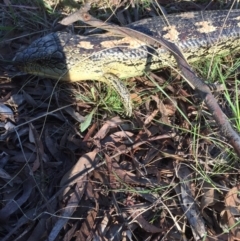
224;187;240;239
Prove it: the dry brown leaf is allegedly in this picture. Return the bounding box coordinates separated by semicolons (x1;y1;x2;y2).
0;174;33;222
62;222;78;241
112;161;157;187
94;116;124;141
130;209;164;233
0;168;12;182
144;95;160;124
162;98;177;116
225;187;240;239
26;214;49;241
10;152;37;163
175;163;206;240
200;181;221;231
48;178;86;241
105;223;122;241
130;93;142;104
76;209;98;241
144;109;159;125
158;100;170;125
83;122;97;142
0;122;15;140
60;150;98;199
44;126;68;162
105;153;116;189
8;94;25;106
29;123;44;172
3;0;10;5
201;181;219;211
23;90;38;107
64;106;85;123
109;131;134;143
98;211;112;237
0;104;14;121
2;208;37;241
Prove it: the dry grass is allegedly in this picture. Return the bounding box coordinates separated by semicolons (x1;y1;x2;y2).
0;1;240;240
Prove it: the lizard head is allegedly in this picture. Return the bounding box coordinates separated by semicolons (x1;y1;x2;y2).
13;32;73;80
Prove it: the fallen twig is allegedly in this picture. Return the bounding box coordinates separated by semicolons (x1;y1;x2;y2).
59;4;240;157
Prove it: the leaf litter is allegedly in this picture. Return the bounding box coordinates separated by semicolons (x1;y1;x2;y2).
1;1;240;241
1;69;240;241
